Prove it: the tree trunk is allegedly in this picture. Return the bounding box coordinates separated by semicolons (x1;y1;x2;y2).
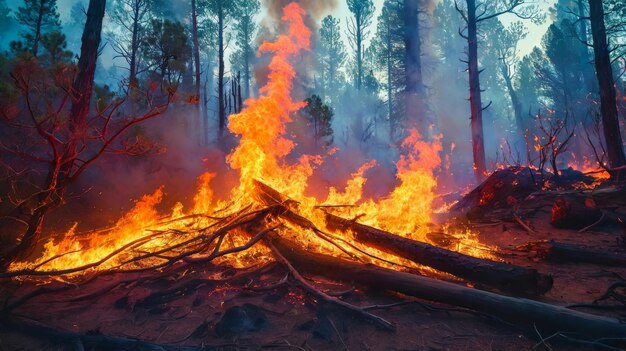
404;0;425;132
466;0;487;179
577;0;595;95
217;1;226;138
269;235;626;339
191;0;202;144
501;64;523;136
384;15;393;140
588;0;626;169
128;0;140;89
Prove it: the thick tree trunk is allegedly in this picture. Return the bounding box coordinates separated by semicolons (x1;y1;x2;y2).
324;212;552;295
588;0;626;169
269;235;626;339
403;0;425;132
67;0;106;163
217;1;226;138
466;0;487;179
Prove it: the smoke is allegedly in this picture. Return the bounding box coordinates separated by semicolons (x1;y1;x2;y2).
262;0;338;28
254;0;338;106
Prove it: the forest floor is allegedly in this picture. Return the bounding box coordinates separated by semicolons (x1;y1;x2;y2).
1;179;626;351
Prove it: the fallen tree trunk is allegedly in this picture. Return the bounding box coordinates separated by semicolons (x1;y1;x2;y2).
268;235;626;340
324;213;553;295
522;240;626;266
253;180;552;296
551;197;603;229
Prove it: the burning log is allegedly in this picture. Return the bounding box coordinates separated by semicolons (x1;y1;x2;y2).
324;213;553;295
268;235;626;340
253;180;553;295
551;197;603;230
520;241;626;267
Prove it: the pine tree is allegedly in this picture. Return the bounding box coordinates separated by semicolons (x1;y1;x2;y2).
370;0;404;138
230;0;260;100
318;15;346;103
141;19;192;88
15;0;61;57
346;0;374;91
109;0;152;90
206;0;237;138
302;95;334;147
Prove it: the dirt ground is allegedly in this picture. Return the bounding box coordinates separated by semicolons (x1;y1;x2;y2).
1;192;625;351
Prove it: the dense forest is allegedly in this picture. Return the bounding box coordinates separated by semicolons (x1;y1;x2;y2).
1;1;626;349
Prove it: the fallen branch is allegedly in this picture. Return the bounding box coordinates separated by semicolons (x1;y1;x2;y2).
267;241;395;331
514;214;534;233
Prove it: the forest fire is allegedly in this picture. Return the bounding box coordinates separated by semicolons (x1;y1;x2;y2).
2;0;626;350
8;2;480;276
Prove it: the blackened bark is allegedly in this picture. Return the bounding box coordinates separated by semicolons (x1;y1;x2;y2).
466;0;487;179
588;0;626;169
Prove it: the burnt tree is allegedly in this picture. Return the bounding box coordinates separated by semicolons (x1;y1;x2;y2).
4;0;107;263
455;0;540;180
588;0;626;170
